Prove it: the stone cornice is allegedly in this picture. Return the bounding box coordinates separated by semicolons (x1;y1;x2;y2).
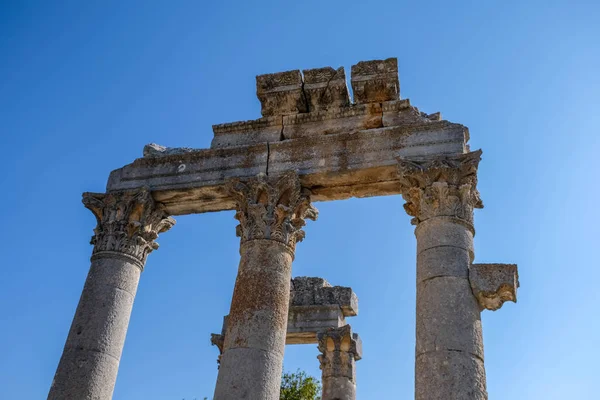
83;188;175;269
227;171;318;251
397;150;484;226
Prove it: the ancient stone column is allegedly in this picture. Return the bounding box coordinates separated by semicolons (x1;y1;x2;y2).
48;188;175;400
317;325;362;400
397;151;488;400
213;171;318;400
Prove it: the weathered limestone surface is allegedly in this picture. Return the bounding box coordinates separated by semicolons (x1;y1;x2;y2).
318;325;362;400
213;172;317;400
398;151;488;400
48;189;174;400
351;58;399;104
106;58;466;216
51;57;519;400
212;277;358;354
470;263;519;311
288;277;357;344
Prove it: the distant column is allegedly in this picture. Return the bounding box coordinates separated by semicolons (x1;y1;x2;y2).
317;325;362;400
48;188;175;400
213;172;318;400
398;151;488;400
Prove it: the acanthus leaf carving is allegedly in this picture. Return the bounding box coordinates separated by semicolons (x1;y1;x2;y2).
317;325;362;381
227;171;318;251
397;150;484;226
82;187;175;269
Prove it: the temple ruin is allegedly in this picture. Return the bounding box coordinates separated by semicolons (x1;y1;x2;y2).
48;58;519;400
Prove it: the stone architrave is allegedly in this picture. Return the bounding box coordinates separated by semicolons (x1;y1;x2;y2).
213;171;318;400
48;188;175;400
317;325;362;400
397;151;488;400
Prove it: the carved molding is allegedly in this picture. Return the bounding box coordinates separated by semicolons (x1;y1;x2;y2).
397;150;484;226
470;263;519;311
227;171;318;251
82;188;175;269
317;325;362;381
210;333;225;367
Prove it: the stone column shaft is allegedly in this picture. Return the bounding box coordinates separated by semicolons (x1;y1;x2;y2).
398;151;487;400
318;325;362;400
48;189;174;400
213;172;317;400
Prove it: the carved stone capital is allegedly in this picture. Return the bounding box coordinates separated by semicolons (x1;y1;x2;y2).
227;171;318;252
469;263;519;311
82;188;175;269
397;150;484;226
318;325;362;381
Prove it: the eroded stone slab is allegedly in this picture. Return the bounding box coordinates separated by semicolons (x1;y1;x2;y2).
351;58;399;103
469;263;519;311
256;70;307;117
211;116;282;149
302;66;349;111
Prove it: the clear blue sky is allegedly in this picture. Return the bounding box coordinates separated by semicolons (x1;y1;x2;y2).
1;1;598;399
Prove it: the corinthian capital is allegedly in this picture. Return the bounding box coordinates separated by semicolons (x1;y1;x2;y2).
227;171;318;251
396;150;484;226
318;325;362;381
82;188;175;269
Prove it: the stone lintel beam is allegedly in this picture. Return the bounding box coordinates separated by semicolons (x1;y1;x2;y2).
470;263;519;311
290;277;358;317
107;121;468;216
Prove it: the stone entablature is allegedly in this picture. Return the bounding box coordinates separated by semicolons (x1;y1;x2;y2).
106;58;468;216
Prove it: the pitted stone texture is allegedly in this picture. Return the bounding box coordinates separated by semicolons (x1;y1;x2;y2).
48;256;141;400
211;116;282;149
82;188;175;269
318;325;362;400
470;263;519;311
397;150;483;226
108;122;468;215
351;58;399;103
256;70;307;117
416;217;475;260
290;277;358;316
215;347;284;400
213;179;317;400
416;351;488;400
416;276;484;359
417;245;471;282
227;171;318;252
282;103;382;140
382;100;440;127
302;66;350;111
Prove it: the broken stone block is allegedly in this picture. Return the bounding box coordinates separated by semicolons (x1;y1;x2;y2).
302;66;350;111
210;116;282;149
469;263;519;311
351;58;399;103
256;70;308;117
